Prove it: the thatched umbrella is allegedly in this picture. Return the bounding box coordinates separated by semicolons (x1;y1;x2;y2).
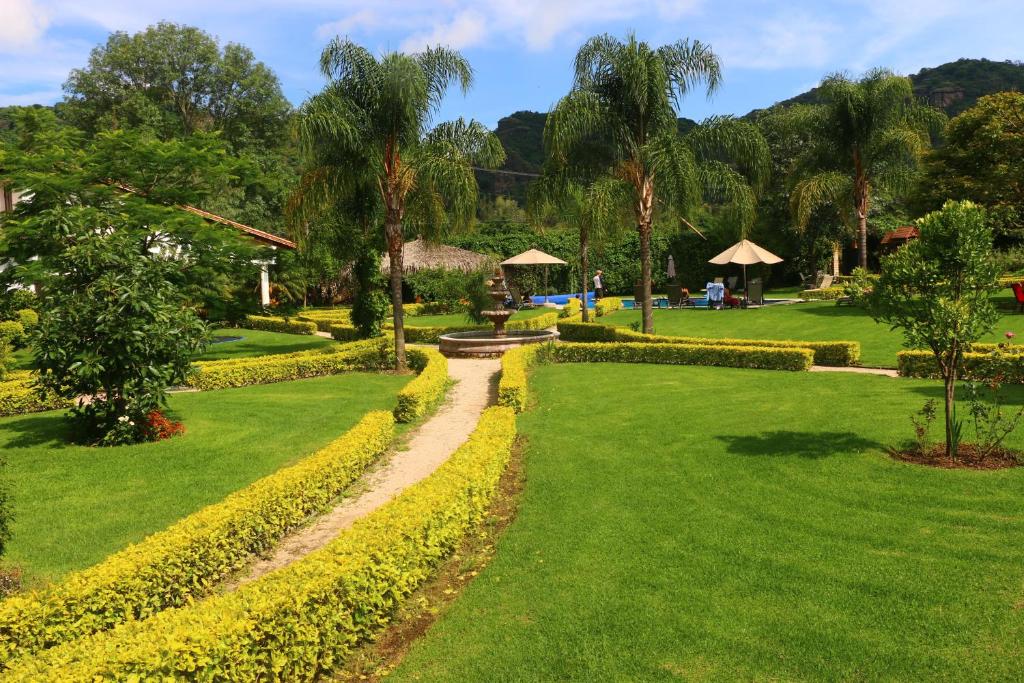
379;238;492;274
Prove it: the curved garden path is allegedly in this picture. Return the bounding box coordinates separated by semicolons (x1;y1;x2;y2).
233;356;500;586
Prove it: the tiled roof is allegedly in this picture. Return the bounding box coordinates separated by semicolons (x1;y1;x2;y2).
880;226;919;245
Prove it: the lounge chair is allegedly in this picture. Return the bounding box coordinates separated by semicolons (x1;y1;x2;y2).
747;279;764;306
508;286;535;310
803;273;834;296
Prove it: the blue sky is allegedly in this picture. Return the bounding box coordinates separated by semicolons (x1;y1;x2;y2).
2;0;1022;128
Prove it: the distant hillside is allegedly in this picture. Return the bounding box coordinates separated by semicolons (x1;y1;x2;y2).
477;112;697;205
776;58;1024;116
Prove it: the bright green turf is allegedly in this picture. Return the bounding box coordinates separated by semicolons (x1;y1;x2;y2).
0;372;408;583
392;364;1024;681
600;298;1024;367
196;327;339;360
407;307;552;328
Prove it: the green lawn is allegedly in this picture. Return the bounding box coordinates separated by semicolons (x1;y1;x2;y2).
600;298;1024;367
196;327;339;360
407;307;552;328
393;364;1024;681
0;372;408;583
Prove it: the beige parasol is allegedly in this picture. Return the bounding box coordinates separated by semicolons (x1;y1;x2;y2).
501;249;568;303
708;239;783;303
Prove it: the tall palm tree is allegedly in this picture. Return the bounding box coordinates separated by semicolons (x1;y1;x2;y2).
545;33;769;333
529;173;630;322
790;69;945;270
291;39;504;369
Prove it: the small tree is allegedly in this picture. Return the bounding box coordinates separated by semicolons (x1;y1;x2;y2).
34;224;208;445
868;200;1000;458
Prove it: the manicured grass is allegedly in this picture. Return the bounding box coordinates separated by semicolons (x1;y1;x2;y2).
406;307;552;328
0;372;409;583
393;364;1024;681
196;327;339;360
600;299;1024;367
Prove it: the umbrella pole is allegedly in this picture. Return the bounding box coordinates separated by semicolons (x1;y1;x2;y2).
743;263;748;305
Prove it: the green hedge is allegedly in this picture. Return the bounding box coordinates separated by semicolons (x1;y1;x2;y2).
0;373;73;417
556;322;860;366
498;345;543;412
243;315;318;336
331;311;559;345
0;321;22;346
395;348;448;422
0;411;396;667
552;341;814;371
595;297;623;317
186;339;390;391
560;298;582;318
800;286;846;300
7;407;517;681
898;350;1024;383
297;309;351;332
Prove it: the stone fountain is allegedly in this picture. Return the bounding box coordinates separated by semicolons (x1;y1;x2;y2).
438;271;559;358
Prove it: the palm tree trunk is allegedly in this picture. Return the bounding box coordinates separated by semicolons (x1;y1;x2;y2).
637;177;655;334
854;151;870;271
580;227;590;323
857;210;868;271
384;218;407;371
832;241;841;276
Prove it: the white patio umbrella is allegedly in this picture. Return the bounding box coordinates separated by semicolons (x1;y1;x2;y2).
501;249;568;304
708;239;783;303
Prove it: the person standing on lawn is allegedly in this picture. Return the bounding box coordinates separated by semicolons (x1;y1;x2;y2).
593;269;604;300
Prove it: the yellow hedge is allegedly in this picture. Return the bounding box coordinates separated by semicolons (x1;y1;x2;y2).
297;309;352;332
594;297;623;317
556;322;860;366
498;345;543;412
395;348;448;422
186;338;390;390
243;315;318;335
0;411;395;667
7;408;517;681
332;311;558;345
560;298;582;318
0;374;73;417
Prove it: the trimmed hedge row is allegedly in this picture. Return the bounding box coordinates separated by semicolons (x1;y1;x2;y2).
498;345;542;412
186;339;390;391
0;411;396;667
243;315;318;336
898;350;1024;383
0;374;73;417
395;348;448;422
330;311;559;345
296;309;351;332
560;298;582;318
800;286;846;300
8;407;517;681
595;297;623;317
556;321;860;366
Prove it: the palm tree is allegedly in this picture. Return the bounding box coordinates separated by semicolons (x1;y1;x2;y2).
789;69;945;271
529;173;630;322
545;33;769;333
291;39;504;369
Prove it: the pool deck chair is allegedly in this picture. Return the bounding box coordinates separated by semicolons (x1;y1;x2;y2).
747;279;764;306
803;273;834;297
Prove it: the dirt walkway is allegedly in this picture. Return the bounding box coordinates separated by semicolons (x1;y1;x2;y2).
810;365;899;377
232;356;500;587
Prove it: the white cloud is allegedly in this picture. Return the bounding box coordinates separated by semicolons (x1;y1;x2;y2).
0;0;51;52
714;13;838;70
400;10;487;52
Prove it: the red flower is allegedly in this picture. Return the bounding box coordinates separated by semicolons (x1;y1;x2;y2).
143;410;185;441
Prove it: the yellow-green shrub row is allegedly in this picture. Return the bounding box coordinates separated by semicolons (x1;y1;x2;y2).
553;341;813;371
331;311;559;345
594;297;623;317
800;286;846;300
395;348;448;422
296;309;351;332
557;321;860;366
7;407;517;681
0;411;396;667
560;298;582;318
898;350;1024;383
498;345;542;412
243;315;318;335
186;338;390;390
0;374;73;418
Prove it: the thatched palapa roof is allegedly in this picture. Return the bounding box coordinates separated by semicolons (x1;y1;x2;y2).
381;238;492;274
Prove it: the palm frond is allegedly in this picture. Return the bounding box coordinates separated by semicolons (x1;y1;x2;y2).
790;171;853;229
416;46;474;117
657;38;722;101
685;115;771;191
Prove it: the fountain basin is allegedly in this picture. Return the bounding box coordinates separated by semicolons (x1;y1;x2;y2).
438;329;559;358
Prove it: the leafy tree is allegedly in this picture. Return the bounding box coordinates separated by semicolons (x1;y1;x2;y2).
913;92;1024;245
34;227;207;445
868;201;1000;458
789;69;944;270
291;38;504;369
0;108;262;309
545;32;769;333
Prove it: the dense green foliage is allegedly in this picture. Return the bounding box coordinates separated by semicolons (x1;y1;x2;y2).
915;92;1024;244
33;230;209;445
393;363;1024;681
869;201;1000;457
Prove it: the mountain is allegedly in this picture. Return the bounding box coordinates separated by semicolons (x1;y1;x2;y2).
482;58;1024;204
775;58;1024;116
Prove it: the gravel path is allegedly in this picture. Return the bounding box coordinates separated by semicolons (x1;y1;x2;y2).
810;365;899;377
232;356;500;587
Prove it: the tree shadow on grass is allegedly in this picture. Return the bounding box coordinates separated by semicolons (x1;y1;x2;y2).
0;413;74;449
716;431;883;459
905;383;1024;407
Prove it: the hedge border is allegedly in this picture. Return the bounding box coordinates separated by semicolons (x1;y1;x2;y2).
395;348;448;422
8;407;517;681
898;349;1024;383
331;310;559;345
0;375;73;418
242;315;318;336
556;321;860;367
0;411;396;666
